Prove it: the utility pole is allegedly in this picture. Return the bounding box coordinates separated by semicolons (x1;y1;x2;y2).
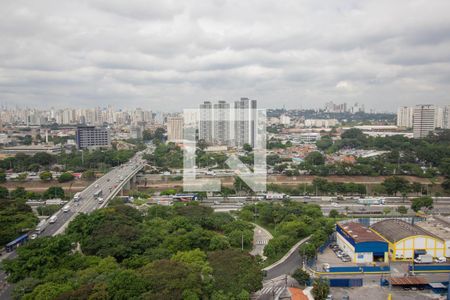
241;232;244;251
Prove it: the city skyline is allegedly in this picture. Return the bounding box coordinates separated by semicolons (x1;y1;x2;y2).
1;1;450;111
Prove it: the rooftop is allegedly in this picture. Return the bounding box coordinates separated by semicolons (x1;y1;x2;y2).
370;219;441;243
416;216;450;240
338;222;386;243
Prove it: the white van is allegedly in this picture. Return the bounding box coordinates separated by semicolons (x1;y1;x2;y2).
49;215;58;224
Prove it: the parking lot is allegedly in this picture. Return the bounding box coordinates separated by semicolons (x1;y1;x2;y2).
316;243;387;271
330;286;443;300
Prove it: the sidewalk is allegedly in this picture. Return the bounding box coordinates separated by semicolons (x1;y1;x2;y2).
250;223;273;259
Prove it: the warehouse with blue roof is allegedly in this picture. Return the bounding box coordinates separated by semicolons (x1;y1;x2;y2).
336;222;389;263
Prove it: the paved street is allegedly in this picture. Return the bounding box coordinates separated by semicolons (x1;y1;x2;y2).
250;224;273;258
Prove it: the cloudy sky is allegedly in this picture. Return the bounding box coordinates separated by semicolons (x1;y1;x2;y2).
1;0;450;112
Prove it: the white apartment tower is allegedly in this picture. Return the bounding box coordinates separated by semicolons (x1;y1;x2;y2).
413;105;436;138
167;116;184;142
234;98;257;148
397;106;414;128
199;101;213;143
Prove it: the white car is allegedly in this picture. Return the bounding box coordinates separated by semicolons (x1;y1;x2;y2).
435;257;446;263
30;234;38;240
63;205;70;212
49;215;58;224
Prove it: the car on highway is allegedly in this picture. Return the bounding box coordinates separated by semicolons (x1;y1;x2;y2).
49;215;58;224
30;233;38;240
95;183;99;188
98;197;104;204
63;205;70;213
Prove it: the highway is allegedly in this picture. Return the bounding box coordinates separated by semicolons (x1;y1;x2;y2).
0;149;148;300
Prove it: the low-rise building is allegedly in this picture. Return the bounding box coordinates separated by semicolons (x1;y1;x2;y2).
370;219;445;261
416;216;450;257
336;222;389;263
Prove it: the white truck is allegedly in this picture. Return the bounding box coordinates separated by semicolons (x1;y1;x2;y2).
35;219;49;234
414;254;433;264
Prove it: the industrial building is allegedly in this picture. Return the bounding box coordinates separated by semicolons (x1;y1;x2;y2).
416;216;450;257
370;219;445;261
336;222;388;263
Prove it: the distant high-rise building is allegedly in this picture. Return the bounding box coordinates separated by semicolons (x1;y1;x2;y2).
413;105;435;138
167;116;184;142
234;98;257;147
130;126;143;139
76;126;111;149
213;101;230;145
397;106;414;128
280;114;291;126
435;106;445;129
443;105;450;129
199;101;213;143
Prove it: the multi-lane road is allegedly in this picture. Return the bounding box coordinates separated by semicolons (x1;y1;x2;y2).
0;150;148;300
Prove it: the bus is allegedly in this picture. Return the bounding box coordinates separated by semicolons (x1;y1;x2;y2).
94;189;103;198
73;192;82;202
5;234;29;252
263;192;289;200
172;193;198;202
357;197;385;205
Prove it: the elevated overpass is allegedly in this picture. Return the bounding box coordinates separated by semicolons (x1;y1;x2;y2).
0;150;149;300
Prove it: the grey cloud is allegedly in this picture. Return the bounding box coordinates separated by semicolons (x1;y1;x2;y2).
1;0;450;111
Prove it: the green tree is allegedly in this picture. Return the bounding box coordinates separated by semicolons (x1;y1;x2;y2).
39;171;53;181
0;172;6;183
316;136;333;151
292;269;310;287
208;249;262;297
442;179;450;192
10;187;27;200
81;170;96;180
411;196;433;212
243;143;253;152
312;278;330;300
383;207;392;215
58;172;74;183
328;209;339;218
32;152;55;166
439;158;450;177
17;173;28;182
139;260;203;299
0;186;9;199
411;182;423;195
171;249;212;276
233;176;252;194
382;176;410;196
43;186;65;199
396;206;408;214
305;152;325;166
